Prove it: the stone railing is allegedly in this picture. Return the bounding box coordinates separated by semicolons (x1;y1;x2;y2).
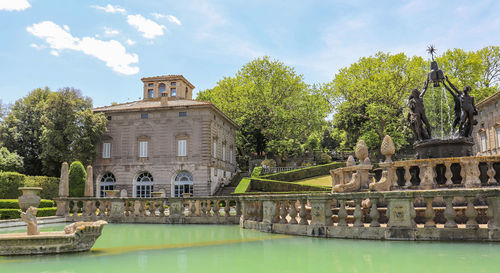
260;166;307;174
239;188;500;241
378;155;500;190
54;197;241;225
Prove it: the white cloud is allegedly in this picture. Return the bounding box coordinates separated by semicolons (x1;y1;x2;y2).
30;43;46;50
126;39;136;45
63;25;70;31
104;27;120;36
91;4;126;14
127;14;166;39
0;0;30;11
151;13;182;25
27;21;139;75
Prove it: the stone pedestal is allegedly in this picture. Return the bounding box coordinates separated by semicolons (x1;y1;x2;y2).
110;199;124;220
387;198;416;228
414;137;474;159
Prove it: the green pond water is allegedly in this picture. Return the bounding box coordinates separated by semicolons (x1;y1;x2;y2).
1;224;500;273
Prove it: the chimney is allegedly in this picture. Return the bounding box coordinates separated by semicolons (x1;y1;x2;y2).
160;92;168;105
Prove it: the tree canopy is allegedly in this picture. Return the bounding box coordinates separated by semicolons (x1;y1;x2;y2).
197;56;331;163
0;88;107;176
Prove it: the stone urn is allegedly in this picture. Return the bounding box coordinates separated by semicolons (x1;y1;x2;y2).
104;190;120;198
18;187;42;212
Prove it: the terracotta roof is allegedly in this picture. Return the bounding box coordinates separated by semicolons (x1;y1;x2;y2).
477;90;500;109
93;99;239;128
140;75;195;89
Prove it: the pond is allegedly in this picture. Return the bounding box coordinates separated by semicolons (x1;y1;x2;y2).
1;224;499;273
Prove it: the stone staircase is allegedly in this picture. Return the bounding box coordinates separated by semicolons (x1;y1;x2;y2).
214;172;248;196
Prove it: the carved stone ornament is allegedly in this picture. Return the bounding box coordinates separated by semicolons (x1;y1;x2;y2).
355;140;368;162
380;135;395;163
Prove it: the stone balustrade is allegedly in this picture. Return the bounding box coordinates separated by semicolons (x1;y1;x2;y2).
379;155;500;190
54;197;241;225
239;188;500;241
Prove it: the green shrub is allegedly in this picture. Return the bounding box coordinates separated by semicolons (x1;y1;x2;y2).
233;178;251;194
0;199;55;209
249;178;329;192
0;172;26;199
0;207;57;219
251;167;262;177
0;209;20;219
316;152;332;165
25;176;59;199
260;159;276;167
69;161;86;197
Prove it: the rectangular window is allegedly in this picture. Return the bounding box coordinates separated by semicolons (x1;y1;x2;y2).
141;113;148;119
171;88;177;97
481;134;487;152
136;185;153;198
222;145;226;161
102;142;111;158
148;89;154;98
230;149;233;164
171;82;176;86
100;184;115;198
179;112;187;117
148;83;154;87
139;141;148;158
178;140;187;156
107;116;112;121
213;141;217;158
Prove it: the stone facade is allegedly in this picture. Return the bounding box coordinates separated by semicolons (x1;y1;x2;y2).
473;91;500;156
92;75;238;197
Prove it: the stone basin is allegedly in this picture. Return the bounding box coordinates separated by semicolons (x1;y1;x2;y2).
0;220;107;256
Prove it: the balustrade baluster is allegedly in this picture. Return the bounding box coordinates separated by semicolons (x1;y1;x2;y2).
157;200;164;216
288;200;298;224
65;201;71;217
189;200;196;216
140;200;146;217
444;162;453;186
213;200;220;217
124;200;130;217
236;200;242;216
444;197;457;228
299;199;308;225
148;201;155;217
201;201;207;216
98;201;105;217
72;201;79;217
465;197;479;229
404;166;412;188
224;200;231;217
279;200;288;224
459;162;466;186
487;162;497;185
337;200;347;227
424;197;436;227
369;201;380;227
206;200;212;216
325;200;333;226
353;199;363;227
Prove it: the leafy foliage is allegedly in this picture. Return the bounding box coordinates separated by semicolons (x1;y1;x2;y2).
197;57;330;164
24;176;59;200
0;87;107;176
0;147;23;172
68;161;86;197
0;172;26;199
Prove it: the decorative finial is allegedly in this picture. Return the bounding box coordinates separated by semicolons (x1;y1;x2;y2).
427;45;436;61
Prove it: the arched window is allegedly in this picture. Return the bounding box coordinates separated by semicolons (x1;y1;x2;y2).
100;173;116;197
159;83;166;95
136;172;153;197
174;171;193;197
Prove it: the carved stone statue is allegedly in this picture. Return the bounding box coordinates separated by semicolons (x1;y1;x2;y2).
408;76;432;141
442;76;478;137
333;172;360;192
21;206;40;235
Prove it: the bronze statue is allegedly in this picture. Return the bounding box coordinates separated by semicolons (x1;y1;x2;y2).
442;76;478;137
408;76;432;141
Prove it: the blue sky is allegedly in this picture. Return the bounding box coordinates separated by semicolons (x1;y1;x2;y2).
1;0;499;107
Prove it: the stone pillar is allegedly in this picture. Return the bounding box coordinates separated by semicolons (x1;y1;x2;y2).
262;200;278;224
84;165;93;197
309;199;330;226
56;162;69;216
110;198;124;221
386;195;416;240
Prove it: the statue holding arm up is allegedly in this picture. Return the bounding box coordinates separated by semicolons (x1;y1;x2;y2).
442;76;478;138
442;76;462;132
408;76;432;141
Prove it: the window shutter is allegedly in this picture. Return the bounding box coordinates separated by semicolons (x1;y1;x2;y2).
103;143;111;158
140;141;148;157
178;140;186;156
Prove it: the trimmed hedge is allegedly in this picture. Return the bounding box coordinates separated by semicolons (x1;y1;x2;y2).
251;167;263;177
233;178;251;194
25;176;59;200
0;199;55;209
0;172;26;199
69;161;86;197
260;162;345;181
0;207;57;219
250;178;329;192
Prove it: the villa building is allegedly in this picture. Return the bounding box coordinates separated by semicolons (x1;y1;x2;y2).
92;75;238;197
473;90;500;156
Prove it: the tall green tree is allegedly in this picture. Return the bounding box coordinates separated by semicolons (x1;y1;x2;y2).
68;161;86;197
0;87;107;177
197;56;330;164
0;88;50;175
328;52;427;152
0;147;23;172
